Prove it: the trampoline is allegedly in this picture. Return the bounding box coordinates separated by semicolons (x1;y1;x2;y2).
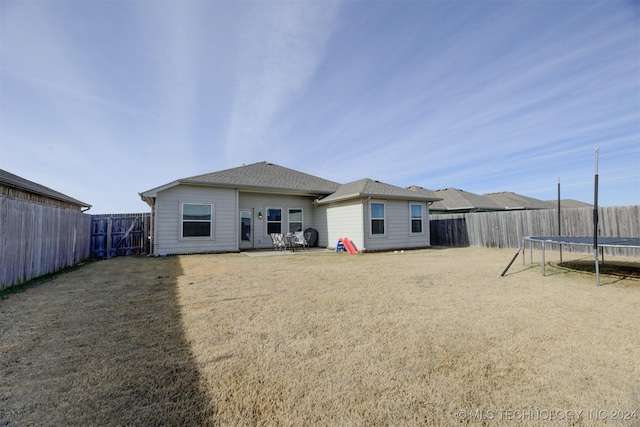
500;149;639;286
518;236;640;285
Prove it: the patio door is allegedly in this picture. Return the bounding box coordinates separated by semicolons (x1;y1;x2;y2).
239;209;253;249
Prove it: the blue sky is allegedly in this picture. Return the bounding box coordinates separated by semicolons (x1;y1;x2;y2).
1;0;638;214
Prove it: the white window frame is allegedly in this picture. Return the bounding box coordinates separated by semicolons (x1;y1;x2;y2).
265;207;283;235
410;203;423;235
180;202;214;240
369;201;386;236
288;208;303;233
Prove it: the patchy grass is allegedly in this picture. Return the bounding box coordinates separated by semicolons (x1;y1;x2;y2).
0;263;87;301
0;256;213;426
1;248;639;426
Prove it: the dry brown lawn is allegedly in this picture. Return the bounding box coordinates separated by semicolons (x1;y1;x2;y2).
1;247;639;426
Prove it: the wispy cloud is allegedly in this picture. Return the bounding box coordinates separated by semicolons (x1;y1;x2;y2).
1;0;637;211
225;1;341;164
294;2;638;205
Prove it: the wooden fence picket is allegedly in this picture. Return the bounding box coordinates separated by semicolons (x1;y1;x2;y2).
0;198;92;290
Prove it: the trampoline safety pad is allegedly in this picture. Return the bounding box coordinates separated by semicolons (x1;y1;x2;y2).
524;236;640;248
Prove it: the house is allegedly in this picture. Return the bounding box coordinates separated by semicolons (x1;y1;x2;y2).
139;162;441;255
0;169;91;211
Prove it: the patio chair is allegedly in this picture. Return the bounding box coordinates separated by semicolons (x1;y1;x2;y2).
270;233;286;251
291;231;309;251
303;231;312;250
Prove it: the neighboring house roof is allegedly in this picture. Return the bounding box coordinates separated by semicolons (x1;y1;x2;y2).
0;169;91;209
482;192;549;210
431;188;593;212
544;199;593;209
141;161;341;198
430;188;503;212
318;178;441;204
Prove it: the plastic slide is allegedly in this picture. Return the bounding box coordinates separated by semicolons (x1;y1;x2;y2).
339;237;359;254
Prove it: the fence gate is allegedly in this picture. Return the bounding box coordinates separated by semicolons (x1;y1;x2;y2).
91;213;150;258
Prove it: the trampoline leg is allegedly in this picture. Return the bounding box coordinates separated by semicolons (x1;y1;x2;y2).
542;242;545;276
559;244;563;264
500;247;523;277
594;249;600;286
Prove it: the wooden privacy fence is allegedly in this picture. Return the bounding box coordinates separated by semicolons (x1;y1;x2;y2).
0;197;92;290
90;213;150;258
430;205;640;257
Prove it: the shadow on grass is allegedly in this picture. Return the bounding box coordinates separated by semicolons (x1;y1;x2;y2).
0;256;213;426
558;260;640;279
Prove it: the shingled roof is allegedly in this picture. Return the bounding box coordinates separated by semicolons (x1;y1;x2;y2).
406;185;440;199
482;192;548;210
431;189;593;212
543;199;593;208
430;188;503;212
141;161;341;198
318;179;441;204
0;169;91;209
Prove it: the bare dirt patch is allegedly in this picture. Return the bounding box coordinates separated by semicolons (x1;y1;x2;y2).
1;248;639;426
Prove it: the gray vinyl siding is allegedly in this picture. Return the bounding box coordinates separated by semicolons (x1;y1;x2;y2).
311;203;330;248
154;185;237;254
364;200;431;251
326;200;364;251
238;193;317;249
151;183;432;254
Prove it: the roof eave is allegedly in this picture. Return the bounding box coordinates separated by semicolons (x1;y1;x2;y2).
139;193;155;207
53;197;91;209
141;179;336;199
316;192;361;204
318;192;442;205
139;180;182;199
